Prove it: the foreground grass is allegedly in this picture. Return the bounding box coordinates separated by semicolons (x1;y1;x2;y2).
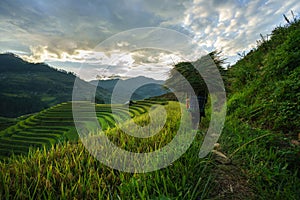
0;102;215;199
0;101;299;199
217;118;300;199
0;140;215;199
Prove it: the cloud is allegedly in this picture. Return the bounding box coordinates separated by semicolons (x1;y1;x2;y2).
1;0;300;79
182;0;300;59
21;45;53;63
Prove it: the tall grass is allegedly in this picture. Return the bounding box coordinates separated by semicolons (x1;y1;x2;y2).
218;118;300;199
0;102;214;199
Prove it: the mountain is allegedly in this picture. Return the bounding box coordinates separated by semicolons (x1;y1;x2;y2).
0;53;109;117
90;76;169;103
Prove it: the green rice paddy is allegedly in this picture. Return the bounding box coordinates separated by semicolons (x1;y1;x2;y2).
0;100;167;159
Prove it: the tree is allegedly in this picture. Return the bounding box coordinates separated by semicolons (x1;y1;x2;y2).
165;51;226;96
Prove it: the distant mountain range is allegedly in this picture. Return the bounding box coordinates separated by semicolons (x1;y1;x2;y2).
90;76;169;103
0;53;168;117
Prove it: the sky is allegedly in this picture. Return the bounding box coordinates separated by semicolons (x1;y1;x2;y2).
0;0;299;80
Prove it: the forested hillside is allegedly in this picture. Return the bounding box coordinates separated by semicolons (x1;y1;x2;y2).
0;53;109;117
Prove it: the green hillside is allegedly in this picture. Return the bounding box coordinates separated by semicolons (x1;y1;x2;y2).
0;53;109;118
227;19;300;134
218;17;300;197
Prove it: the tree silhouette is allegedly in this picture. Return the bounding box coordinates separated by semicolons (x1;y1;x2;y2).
165;51;226;96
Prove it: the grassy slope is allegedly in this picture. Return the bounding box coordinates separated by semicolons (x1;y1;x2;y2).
226;19;300;134
216;18;300;198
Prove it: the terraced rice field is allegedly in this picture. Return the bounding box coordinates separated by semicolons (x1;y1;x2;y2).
0;100;167;159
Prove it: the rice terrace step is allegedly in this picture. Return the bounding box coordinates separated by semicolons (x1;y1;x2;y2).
0;100;168;158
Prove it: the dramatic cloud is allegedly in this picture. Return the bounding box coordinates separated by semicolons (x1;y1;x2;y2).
181;0;300;61
0;0;299;80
